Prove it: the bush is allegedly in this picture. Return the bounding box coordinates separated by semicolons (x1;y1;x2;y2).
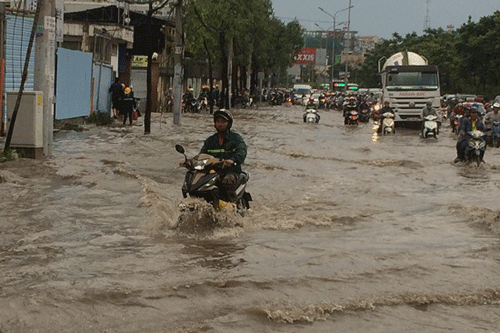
87;111;113;126
54;117;87;132
0;148;21;163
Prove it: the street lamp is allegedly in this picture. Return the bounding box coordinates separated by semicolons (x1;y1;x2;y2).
314;23;327;50
318;5;354;84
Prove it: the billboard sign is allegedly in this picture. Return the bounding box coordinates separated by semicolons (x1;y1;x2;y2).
293;48;316;65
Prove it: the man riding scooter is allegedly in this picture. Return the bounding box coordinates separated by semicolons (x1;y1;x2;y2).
199;109;247;201
454;108;485;163
343;96;358;125
374;100;395;133
484;103;500;146
420;100;440;134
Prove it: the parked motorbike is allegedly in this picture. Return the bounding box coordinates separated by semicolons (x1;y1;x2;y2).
243;97;255;109
198;97;208;112
465;130;487;166
422;114;439;138
303;109;320;123
346;110;359;125
381;112;395;134
192;99;201;113
175;144;252;216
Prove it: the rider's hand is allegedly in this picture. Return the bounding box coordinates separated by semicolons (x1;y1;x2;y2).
222;159;234;168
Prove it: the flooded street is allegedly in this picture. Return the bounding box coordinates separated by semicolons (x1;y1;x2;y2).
1;105;500;332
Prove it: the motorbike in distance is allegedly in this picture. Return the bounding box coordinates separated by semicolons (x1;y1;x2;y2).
359;107;371;123
345;110;360;125
303;109;320;123
464;130;487;167
451;114;462;134
381;112;395;134
422;114;439;138
176;144;252;216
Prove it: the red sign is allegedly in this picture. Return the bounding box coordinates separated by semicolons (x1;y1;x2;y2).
294;48;316;65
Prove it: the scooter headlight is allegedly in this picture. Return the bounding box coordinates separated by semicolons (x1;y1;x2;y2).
193;159;209;171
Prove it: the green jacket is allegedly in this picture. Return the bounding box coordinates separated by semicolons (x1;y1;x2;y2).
200;130;247;174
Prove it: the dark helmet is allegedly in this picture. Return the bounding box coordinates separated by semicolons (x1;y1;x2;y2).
214;109;233;128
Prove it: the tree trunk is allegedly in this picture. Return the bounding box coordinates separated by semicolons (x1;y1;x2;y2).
203;39;214;114
227;37;233;109
218;29;228;109
246;52;252;91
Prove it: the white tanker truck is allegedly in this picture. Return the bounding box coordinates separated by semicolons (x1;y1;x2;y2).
378;51;440;122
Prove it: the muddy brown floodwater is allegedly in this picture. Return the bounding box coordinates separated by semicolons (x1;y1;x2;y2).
1;105;500;333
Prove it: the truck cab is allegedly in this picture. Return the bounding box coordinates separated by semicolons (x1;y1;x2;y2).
379;52;440;122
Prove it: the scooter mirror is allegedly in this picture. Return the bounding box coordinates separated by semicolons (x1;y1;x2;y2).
175;145;185;154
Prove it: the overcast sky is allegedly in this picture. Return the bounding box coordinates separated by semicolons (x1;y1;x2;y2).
271;0;500;39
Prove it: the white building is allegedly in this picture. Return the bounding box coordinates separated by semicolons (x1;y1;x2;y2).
353;36;381;56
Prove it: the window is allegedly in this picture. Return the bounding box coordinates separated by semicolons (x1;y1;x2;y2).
387;72;438;90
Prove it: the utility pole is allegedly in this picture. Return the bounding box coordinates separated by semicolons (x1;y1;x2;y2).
173;0;183;125
318;5;353;85
344;0;352;92
34;0;56;156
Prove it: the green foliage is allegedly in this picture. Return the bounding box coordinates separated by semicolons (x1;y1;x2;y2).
87;112;114;127
356;11;500;97
183;0;304;78
0;148;21;163
54;118;88;131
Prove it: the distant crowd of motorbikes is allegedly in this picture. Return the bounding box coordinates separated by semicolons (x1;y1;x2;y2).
300;91;500;167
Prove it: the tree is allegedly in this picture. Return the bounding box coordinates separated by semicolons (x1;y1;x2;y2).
124;0;172;133
184;0;303;101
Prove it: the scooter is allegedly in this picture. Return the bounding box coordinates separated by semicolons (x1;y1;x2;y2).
359;108;371;123
175;144;252;216
451;114;462;134
303;109;320;123
243;97;255;109
346;110;359;125
381;112;395;134
319;97;327;109
198;96;208;112
422;114;439;138
465;130;487;167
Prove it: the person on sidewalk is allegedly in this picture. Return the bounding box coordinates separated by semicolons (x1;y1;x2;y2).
121;87;136;126
109;78;124;119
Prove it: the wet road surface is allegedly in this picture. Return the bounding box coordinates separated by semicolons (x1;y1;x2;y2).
1;105;500;332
